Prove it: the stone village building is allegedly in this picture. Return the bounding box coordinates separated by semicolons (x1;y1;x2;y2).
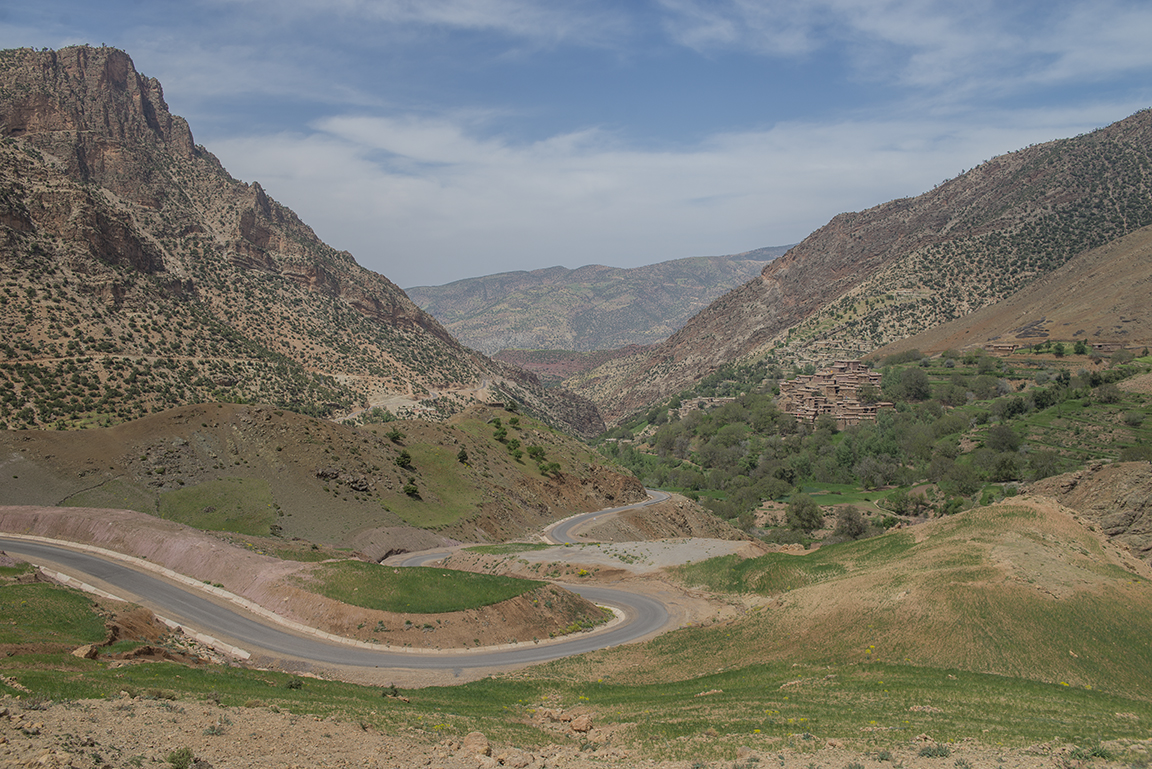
777;359;893;428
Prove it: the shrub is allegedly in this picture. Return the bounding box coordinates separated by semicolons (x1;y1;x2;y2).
833;506;867;539
787;493;824;533
985;424;1021;452
1096;383;1122;403
166;747;195;769
918;744;951;758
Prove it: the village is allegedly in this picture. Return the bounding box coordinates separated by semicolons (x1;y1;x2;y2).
776;359;893;427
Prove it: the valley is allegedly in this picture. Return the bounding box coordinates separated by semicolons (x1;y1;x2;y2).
4;42;1152;769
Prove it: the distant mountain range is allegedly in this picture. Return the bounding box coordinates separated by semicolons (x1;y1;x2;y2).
565;108;1152;424
0;46;602;437
406;247;788;355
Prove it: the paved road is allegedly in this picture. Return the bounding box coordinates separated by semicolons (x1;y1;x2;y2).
0;536;669;670
397;488;671;566
546;489;670;544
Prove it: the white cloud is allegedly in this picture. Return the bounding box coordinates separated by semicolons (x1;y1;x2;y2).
656;0;1152;95
209;0;629;46
208;102;1133;287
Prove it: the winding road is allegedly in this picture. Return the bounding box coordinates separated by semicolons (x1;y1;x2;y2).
0;490;673;671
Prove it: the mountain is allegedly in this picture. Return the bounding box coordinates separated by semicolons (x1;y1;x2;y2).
0;402;644;555
872;222;1152;358
405;247;788;355
0;46;602;437
567;108;1152;424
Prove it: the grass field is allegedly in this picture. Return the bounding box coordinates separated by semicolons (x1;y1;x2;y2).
466;543;554;555
647;502;1152;703
156;478;277;535
61;478;157;515
0;583;107;646
297;561;543;613
385;442;484;528
2;652;1150;762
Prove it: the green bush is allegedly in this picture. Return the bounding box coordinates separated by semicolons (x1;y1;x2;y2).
787;493;824;533
166;747;195;769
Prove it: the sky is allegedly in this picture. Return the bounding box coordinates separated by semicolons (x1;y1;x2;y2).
5;2;1152;288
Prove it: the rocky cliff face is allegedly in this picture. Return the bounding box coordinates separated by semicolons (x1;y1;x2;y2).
569;108;1152;424
0;46;603;437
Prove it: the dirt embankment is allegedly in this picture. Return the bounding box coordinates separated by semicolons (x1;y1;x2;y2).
0;506;606;651
1028;461;1152;564
579;493;748;543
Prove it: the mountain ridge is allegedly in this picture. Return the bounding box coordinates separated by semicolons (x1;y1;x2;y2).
567;108;1152;423
405;246;788;355
0;45;603;437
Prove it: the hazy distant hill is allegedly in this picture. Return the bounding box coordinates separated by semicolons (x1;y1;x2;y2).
568;108;1152;424
406;248;788;354
0;46;602;437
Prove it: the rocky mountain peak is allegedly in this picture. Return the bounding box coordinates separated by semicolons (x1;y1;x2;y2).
0;45;603;437
1;46;194;157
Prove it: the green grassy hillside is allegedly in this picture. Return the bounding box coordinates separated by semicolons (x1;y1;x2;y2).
1;402;642;552
585;499;1152;699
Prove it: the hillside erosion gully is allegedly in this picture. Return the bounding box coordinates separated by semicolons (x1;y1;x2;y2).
0;489;740;687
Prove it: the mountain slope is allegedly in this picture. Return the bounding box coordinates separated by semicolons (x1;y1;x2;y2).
567;109;1152;423
584;497;1152;698
0;45;602;437
872;222;1152;357
406;247;788;354
0;402;643;554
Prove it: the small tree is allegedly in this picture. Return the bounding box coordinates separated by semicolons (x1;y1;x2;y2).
394;449;412;468
985;424;1020;453
456;446;468;463
833;506;867;539
787;493;824;533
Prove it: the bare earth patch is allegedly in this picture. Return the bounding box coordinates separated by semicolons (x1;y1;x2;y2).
3;695;1141;769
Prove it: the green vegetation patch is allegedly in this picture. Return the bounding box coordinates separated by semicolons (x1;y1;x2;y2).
157;477;276;535
0;583;106;646
387;443;483;528
61;478;156;514
675;531;916;596
300;561;542;613
466;543;553;555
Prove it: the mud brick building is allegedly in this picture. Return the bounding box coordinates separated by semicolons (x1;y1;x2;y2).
777;359;892;428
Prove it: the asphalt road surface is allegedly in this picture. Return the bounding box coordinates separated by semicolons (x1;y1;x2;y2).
546;489;671;544
0;536;669;670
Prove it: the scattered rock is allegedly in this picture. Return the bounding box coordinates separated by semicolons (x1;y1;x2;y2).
462;731;491;757
570;714;593;733
71;644;99;660
496;748;533;768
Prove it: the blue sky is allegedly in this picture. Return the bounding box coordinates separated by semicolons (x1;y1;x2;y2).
6;1;1152;287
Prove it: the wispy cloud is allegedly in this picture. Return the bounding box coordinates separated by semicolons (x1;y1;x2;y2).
209;102;1129;286
208;0;630;46
656;0;1152;96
